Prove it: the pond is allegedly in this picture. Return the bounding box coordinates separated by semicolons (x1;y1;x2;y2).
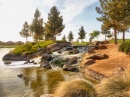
0;48;84;97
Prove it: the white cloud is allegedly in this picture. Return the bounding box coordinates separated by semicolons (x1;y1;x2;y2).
0;0;99;42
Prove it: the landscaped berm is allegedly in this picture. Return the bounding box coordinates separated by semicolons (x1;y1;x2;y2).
40;42;130;97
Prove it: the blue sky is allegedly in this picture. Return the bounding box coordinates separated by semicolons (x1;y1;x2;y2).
0;0;114;42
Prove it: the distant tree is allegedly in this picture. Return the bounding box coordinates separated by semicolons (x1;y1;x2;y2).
76;39;79;43
19;21;31;42
62;35;66;42
68;31;74;42
90;30;100;41
78;26;86;42
30;9;44;42
45;6;65;41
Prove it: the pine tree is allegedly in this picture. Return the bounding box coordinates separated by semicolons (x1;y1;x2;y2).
68;31;74;42
96;0;130;44
30;9;44;42
78;26;86;42
62;35;66;42
45;6;65;41
19;21;31;42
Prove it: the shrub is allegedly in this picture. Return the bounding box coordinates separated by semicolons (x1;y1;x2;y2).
53;60;64;67
119;42;130;54
95;70;130;97
12;40;54;55
54;79;96;97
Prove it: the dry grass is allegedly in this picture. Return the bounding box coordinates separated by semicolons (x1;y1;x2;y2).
54;79;96;97
95;69;130;97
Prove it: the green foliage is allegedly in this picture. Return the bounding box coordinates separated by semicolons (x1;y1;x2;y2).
62;35;66;42
44;6;65;40
72;42;88;46
119;42;130;54
78;26;86;42
68;31;74;42
19;21;31;42
89;30;100;42
53;60;64;67
12;40;54;55
30;9;44;42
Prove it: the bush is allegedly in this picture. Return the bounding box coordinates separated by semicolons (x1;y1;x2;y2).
54;79;96;97
12;40;54;55
119;42;130;54
95;70;130;97
53;60;64;67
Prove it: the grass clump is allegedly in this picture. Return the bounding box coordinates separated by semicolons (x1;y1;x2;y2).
47;70;65;93
95;70;130;97
54;79;96;97
12;40;54;55
119;42;130;54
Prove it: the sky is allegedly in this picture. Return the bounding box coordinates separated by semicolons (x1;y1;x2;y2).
0;0;128;42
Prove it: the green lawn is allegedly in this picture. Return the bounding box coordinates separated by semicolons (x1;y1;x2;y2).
72;42;89;46
109;39;130;44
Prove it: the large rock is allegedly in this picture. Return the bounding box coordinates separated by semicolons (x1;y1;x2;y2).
58;42;71;48
50;46;61;52
62;65;78;72
4;61;11;64
3;53;28;61
84;59;95;65
98;44;107;49
40;61;52;69
41;54;53;62
73;48;79;54
69;57;77;64
47;43;58;49
87;53;109;60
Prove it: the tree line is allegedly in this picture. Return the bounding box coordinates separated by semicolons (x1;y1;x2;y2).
20;6;64;42
19;6;101;43
96;0;130;44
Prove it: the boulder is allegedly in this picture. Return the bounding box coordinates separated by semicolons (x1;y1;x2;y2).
87;53;109;60
84;59;95;65
50;46;61;52
40;61;52;69
69;57;77;65
58;42;71;48
73;48;79;54
17;74;23;78
47;43;58;49
63;65;78;72
57;50;62;54
98;44;107;49
87;48;94;54
4;61;11;64
41;54;53;62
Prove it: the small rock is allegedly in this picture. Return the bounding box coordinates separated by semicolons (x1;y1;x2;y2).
4;61;11;64
17;74;23;78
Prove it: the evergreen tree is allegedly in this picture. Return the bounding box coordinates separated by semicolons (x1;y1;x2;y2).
68;31;74;42
45;6;65;41
19;21;31;42
78;26;86;42
62;35;66;42
96;0;130;44
30;9;44;42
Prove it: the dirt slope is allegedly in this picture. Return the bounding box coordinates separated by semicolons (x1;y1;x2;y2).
82;43;130;76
